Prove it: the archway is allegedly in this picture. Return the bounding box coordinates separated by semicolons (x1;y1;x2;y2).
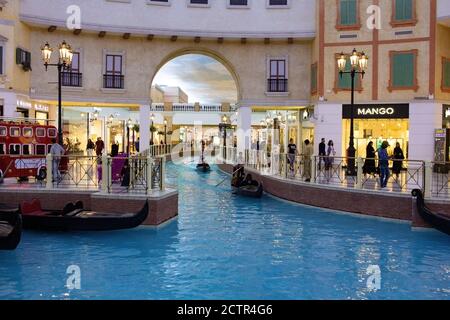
147;49;240;149
149;47;242;102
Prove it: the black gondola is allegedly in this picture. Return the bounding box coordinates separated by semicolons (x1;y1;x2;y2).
234;181;264;198
0;204;22;250
412;189;450;235
196;163;211;172
20;199;149;231
231;170;263;198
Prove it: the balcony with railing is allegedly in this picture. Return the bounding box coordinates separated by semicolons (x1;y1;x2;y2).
61;72;83;87
103;74;125;89
200;104;222;112
172;104;195;112
267;78;288;93
151;104;165;112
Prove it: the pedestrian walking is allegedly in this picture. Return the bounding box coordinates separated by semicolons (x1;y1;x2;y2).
95;137;105;157
392;142;405;177
318;138;326;171
303;139;313;182
363;141;377;176
287;138;297;174
49;138;65;182
86;139;95;158
377;141;391;189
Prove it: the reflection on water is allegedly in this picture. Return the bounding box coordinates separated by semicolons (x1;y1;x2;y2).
0;163;449;300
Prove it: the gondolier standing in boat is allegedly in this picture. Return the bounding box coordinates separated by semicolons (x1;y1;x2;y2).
50;138;65;183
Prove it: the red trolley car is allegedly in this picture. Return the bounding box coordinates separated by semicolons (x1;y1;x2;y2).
0;120;67;181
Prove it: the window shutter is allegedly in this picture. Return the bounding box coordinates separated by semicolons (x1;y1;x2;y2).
395;0;412;21
347;0;357;25
444;60;450;88
338;57;361;89
16;48;23;64
340;0;348;25
0;47;3;75
311;64;317;93
393;53;414;87
340;0;357;25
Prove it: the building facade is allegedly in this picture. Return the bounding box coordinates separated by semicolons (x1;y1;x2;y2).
0;0;449;159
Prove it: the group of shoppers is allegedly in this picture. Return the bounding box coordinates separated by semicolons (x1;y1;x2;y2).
363;141;405;188
285;138;405;188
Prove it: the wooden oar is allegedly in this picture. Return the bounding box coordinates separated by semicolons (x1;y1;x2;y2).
215;166;243;187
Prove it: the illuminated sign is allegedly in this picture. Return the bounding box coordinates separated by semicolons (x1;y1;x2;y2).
34;104;49;112
16;100;32;110
343;104;409;119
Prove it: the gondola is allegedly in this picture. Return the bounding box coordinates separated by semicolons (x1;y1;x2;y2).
234;181;264;198
412;189;450;235
231;170;264;198
196;162;211;173
20;199;149;231
0;204;22;250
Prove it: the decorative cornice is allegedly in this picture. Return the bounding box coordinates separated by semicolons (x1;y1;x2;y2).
19;14;316;40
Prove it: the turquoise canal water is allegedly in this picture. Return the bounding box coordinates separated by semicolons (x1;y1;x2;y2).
0;163;449;299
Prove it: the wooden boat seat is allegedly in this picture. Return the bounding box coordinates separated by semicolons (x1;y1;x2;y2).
0;222;13;236
21;199;46;216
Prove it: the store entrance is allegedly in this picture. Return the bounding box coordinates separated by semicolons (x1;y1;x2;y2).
343;119;409;158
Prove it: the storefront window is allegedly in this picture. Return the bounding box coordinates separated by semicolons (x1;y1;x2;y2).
36;111;49;126
343;119;409;158
342;104;409;158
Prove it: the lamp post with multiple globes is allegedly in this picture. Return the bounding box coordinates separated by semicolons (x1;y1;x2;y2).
336;49;369;176
41;41;74;144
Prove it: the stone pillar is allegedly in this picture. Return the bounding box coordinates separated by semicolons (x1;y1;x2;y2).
139;104;151;153
409;102;442;161
237;105;252;154
2;92;18;117
314;103;343;157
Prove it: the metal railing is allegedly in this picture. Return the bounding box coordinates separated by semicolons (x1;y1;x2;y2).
200;104;222;112
172;104;195;112
267;78;288;93
103;74;124;89
0;154;167;194
61;72;83;87
430;162;450;199
224;147;428;196
150;103;165;112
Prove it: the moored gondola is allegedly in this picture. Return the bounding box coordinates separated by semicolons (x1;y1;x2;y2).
0;204;22;250
20;199;149;231
412;189;450;235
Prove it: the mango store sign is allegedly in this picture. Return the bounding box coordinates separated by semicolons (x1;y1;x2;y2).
342;104;409;119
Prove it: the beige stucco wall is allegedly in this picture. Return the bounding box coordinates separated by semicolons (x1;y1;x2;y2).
378;41;431;101
0;0;31;95
29;29;312;106
436;24;450;101
378;0;431;41
150;85;165;103
324;0;373;44
319;0;435;104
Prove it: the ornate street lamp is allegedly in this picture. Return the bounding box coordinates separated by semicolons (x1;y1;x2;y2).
41;41;73;144
337;48;369;176
164;119;168;145
127;118;133;154
150;114;155;145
